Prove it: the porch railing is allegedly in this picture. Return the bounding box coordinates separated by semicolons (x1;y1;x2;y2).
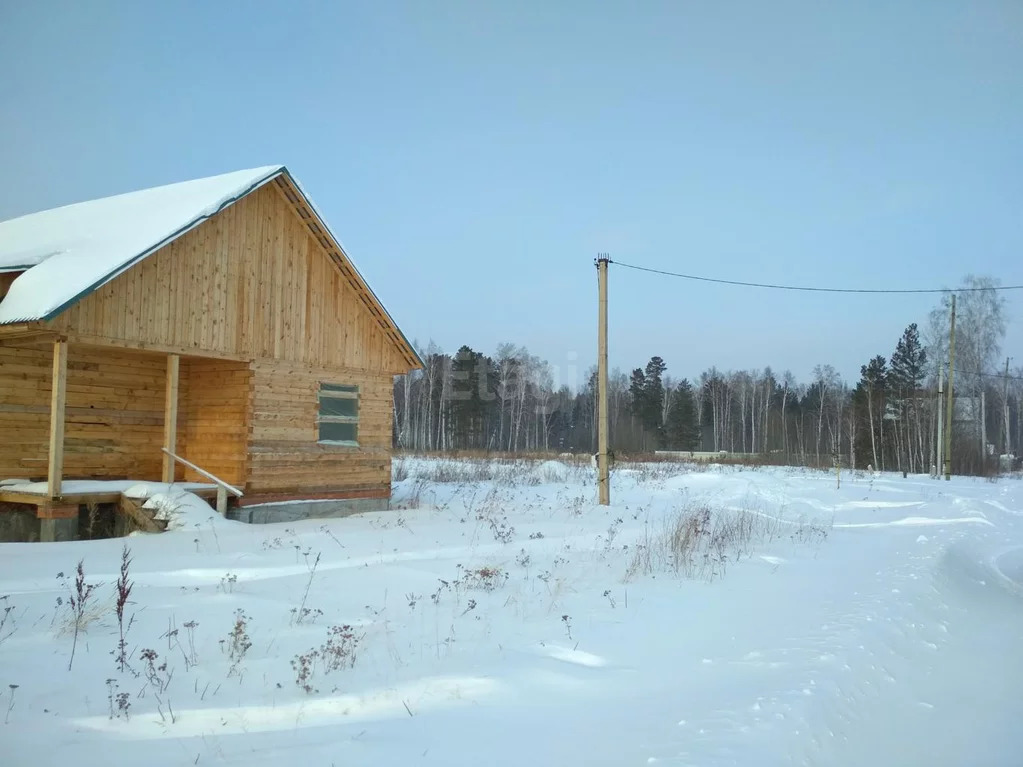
161;448;243;514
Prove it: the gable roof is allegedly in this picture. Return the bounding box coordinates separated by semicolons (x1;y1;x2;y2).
0;166;422;369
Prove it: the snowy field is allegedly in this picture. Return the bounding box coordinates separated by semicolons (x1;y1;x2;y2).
1;458;1022;766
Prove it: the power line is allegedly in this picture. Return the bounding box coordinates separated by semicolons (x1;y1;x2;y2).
611;260;1023;294
953;368;1023;383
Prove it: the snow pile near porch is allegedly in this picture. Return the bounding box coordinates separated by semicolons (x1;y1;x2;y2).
0;478;231;532
134;487;230;532
0;460;1021;766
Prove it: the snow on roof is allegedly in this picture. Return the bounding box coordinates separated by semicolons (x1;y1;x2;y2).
0;166;284;324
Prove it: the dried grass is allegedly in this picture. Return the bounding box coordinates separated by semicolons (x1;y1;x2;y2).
626;502;829;583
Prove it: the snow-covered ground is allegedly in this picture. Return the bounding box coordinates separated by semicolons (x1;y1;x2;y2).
1;459;1021;766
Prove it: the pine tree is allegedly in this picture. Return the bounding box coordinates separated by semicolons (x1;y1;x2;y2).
628;368;649;448
449;346;477;448
665;379;700;449
449;345;497;449
643;356;667;445
628;368;647;417
627;357;669;449
889;324;927;472
889;324;927;398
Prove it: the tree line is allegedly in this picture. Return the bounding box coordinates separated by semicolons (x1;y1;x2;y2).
392;275;1021;475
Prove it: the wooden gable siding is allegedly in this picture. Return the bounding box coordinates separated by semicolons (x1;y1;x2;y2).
46;184;409;374
245;359;392;498
0;343;181;481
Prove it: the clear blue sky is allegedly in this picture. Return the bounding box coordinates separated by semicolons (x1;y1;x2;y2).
1;1;1021;388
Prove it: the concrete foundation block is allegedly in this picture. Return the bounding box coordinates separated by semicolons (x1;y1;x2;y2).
228;497;389;525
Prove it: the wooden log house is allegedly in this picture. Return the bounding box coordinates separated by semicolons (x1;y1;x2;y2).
0;166;421;535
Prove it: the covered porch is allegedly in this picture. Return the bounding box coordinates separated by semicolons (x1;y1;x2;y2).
0;336;249;541
0;479;223;541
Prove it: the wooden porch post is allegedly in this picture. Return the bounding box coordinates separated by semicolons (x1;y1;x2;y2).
162;354;180;482
47;339;68;498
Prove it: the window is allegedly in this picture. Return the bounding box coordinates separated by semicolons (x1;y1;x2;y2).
318;383;359;445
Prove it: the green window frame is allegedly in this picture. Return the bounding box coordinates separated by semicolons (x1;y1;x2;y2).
318;383;359;445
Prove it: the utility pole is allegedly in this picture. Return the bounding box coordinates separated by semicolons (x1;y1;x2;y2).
596;254;610;505
944;294;956;480
936;367;943;479
981;390;988;470
1003;357;1012;456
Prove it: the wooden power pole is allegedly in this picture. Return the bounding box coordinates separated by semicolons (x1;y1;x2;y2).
944;294;956;480
1003;357;1012;456
935;366;943;479
596;255;610;505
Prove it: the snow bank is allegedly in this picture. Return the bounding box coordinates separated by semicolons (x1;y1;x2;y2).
535;460;569;483
1;461;1021;766
395;456;583;486
141;489;231;531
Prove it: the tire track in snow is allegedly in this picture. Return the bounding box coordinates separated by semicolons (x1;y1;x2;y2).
793;510;1023;767
664;491;1002;767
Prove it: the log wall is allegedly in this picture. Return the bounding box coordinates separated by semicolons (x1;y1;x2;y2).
0;343;173;480
246;359;392;497
178;358;250;488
